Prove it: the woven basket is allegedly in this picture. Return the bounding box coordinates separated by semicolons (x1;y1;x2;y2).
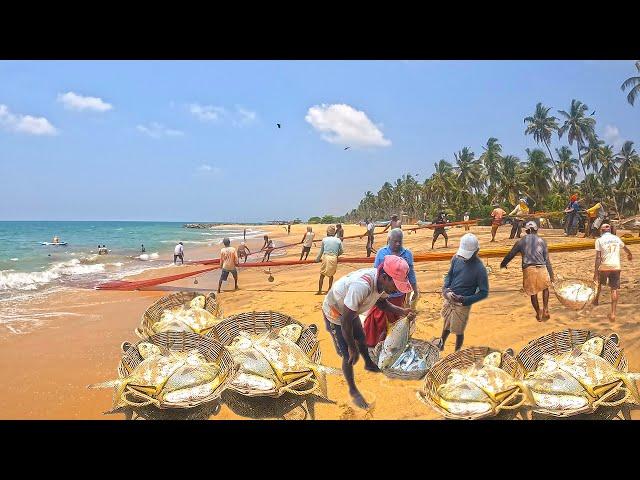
117;331;237;409
206;311;322;397
516;328;630;418
553;279;597;311
417;346;527;420
136;291;219;339
371;338;440;380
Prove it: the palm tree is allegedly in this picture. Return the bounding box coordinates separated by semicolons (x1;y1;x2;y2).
479;137;502;201
598;145;619;188
555;146;578;186
427;159;456;208
557;99;596;178
454;147;485;203
524;102;559;164
581;136;604;173
523;149;552;209
621;61;640;106
496;155;527;205
616;141;639;187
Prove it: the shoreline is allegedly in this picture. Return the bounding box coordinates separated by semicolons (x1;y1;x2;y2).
1;223;640;419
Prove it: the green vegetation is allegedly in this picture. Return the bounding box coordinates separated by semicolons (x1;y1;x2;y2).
308;215;345;224
345;95;640;223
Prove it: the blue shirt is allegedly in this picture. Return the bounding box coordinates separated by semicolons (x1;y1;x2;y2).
315;236;343;261
443;255;489;306
374;246;417;298
570;201;580;213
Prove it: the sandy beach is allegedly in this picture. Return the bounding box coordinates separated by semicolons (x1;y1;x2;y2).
2;222;639;420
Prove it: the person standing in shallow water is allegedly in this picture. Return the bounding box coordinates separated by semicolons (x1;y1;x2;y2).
500;221;554;322
322;255;416;409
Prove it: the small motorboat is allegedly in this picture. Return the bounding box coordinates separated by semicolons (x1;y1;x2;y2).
41;241;68;246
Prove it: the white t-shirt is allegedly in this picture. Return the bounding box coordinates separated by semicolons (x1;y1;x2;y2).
595;233;625;271
303;232;315;248
322;268;388;325
464;215;469;221
367;223;374;233
174;244;184;255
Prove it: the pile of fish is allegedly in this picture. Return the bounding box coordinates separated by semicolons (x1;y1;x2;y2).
152;295;223;335
435;352;523;417
89;342;228;408
554;280;596;310
523;337;640;413
376;317;438;377
226;324;340;396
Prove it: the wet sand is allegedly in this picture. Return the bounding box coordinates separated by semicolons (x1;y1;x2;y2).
1;222;639;420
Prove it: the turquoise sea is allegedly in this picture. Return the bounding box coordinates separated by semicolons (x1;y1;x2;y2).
0;221;264;300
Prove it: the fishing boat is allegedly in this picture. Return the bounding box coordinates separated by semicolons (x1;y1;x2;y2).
40;241;68;246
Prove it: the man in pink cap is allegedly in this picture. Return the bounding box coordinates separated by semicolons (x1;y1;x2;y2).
322;255;416;409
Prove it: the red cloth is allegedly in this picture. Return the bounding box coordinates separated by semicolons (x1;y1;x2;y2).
363;294;406;347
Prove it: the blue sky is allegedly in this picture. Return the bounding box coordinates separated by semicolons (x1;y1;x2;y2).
0;60;638;222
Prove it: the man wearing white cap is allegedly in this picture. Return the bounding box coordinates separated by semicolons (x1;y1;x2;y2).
322;255;416;409
593;223;633;321
500;221;554;321
435;233;489;352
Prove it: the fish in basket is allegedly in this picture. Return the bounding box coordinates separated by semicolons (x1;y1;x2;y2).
553;279;597;311
225;325;341;398
520;333;640;417
88;332;236;410
417;347;527;420
369;316;440;380
136;292;224;338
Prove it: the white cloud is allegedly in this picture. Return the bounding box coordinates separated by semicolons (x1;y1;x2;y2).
57;92;112;112
136;122;184;138
305;103;391;148
603;124;624;150
234;106;257;126
197;164;221;174
189;103;226;121
189;103;257;126
0;104;58;135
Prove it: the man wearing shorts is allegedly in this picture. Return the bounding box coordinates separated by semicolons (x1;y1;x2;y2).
500;221;554;321
237;242;250;263
218;238;239;293
315;225;343;294
436;233;488;352
299;226;315;261
322;255;416;409
173;242;184;264
593;224;633;321
490;204;507;242
431;211;448;249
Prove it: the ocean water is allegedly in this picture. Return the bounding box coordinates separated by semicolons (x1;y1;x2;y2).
0;221;263;300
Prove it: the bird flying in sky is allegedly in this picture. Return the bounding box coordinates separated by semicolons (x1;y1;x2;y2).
276;123;281;128
344;146;350;150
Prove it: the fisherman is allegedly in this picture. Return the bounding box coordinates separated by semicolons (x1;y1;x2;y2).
141;244;146;253
237;241;251;263
218;238;239;293
315;225;343;294
463;212;470;231
335;223;345;242
490;203;507;242
585;199;605;238
431;211;449;249
365;219;376;257
593;223;633;322
299;226;315;261
563;194;580;236
174;242;184;264
382;214;402;233
500;221;554;322
287;222;291;235
508;198;529;239
322;255;416;409
261;236;275;262
364;228;420;347
435;233;489;352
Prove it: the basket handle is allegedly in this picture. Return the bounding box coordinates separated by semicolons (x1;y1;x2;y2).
594;385;630;408
495;390;527;412
134;327;146;340
121;387;160;408
280;373;319;396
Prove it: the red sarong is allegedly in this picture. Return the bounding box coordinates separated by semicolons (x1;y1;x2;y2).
363;295;406;347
